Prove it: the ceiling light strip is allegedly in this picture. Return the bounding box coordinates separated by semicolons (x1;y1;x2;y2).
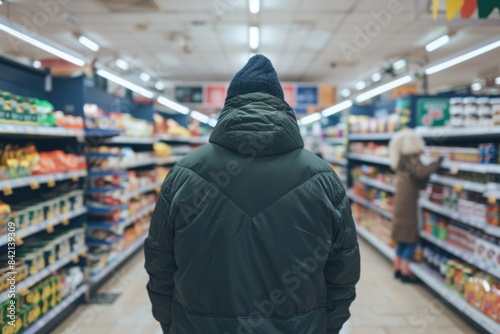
322;100;353;117
0;17;86;66
96;69;154;99
356;75;413;103
157;96;190;115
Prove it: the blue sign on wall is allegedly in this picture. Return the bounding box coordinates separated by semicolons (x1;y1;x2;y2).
296;86;318;105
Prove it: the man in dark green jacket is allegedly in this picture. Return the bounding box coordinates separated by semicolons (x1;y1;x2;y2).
145;55;360;334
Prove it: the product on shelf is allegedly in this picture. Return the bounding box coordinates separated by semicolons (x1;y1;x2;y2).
352;203;394;247
322;122;346;139
349;142;389;157
154;114;192;137
349;114;399;134
448;96;498;129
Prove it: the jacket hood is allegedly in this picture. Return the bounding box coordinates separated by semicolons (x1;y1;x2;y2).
209;92;304;157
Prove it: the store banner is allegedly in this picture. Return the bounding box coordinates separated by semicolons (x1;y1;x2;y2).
391;85;419;99
477;0;500;18
417;98;450;127
282;85;296;107
445;0;464;19
433;0;441;19
175;86;203;104
205;85;227;106
319;86;336;108
296;86;318;106
461;0;477;18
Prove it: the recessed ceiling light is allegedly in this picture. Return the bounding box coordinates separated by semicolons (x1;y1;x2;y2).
115;58;129;71
371;72;382;82
140;72;151;82
355;81;366;91
392;59;407;71
249;0;260;14
249;26;259;50
341;89;351;98
471;82;482;91
155;81;166;90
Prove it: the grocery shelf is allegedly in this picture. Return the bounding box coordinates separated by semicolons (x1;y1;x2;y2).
323;137;346;145
124;181;163;200
347;153;391;166
416;126;500;140
0;245;87;303
325;156;348;166
359;176;396;193
0;124;84;138
0;170;87;191
410;264;500;334
123;203;156;228
158;135;208;145
349;133;394;141
104;136;159;145
420;232;500;280
429;174;487;194
0;207;87;246
88;233;147;285
419;198;500;237
90;156;178;172
347;191;394;220
85;129;122;137
441;160;500;174
356;224;395;260
23;284;88;334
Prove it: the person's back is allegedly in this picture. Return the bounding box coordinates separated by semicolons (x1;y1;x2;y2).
145;55;360;334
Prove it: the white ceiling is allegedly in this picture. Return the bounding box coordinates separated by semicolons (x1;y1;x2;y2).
0;0;499;94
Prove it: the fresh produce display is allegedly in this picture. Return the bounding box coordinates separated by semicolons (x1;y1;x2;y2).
0;143;86;180
0;267;84;333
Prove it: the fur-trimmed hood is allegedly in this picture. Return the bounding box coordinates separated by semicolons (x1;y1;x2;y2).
388;128;425;170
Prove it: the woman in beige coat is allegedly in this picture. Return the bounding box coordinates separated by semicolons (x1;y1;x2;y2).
389;129;442;283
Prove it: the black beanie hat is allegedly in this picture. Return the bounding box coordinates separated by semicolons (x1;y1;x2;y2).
226;55;284;101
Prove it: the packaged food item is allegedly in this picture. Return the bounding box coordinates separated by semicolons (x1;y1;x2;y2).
481;283;500;322
463;97;478;128
465;273;494;308
477;97;492;127
449;97;464;127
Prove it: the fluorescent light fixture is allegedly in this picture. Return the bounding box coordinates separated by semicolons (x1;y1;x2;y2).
496;77;500;85
155;81;166;90
356;75;413;103
355;81;366;91
140;72;151;82
340;89;351;98
249;0;260;14
115;58;129;71
425;35;450;52
426;39;500;75
208;119;218;127
191;110;210;124
78;35;100;52
33;60;41;68
157;96;190;115
96;69;154;98
371;72;382;82
299;113;322;126
393;59;407;71
0;1;4;5
322;100;353;117
249;26;259;50
471;82;482;91
0;18;86;66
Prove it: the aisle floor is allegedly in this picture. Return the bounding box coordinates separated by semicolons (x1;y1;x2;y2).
54;239;475;334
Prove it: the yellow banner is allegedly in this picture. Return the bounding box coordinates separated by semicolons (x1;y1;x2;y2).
433;0;441;19
445;0;464;19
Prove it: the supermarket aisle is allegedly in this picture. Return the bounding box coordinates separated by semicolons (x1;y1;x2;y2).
54;239;474;334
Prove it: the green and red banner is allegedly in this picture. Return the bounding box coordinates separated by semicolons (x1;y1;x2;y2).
433;0;500;19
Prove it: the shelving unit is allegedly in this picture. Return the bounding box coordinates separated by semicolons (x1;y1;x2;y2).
349;133;394;141
347;191;394;220
441;160;500;174
416;126;500;140
347;153;391;166
323;137;345;145
324;156;347;166
419;198;500;237
420;232;500;279
359;176;396;193
429;174;488;194
0;170;87;191
0;124;84;138
0;245;87;303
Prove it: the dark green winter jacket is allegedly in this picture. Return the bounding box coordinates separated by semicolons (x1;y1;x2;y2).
145;92;360;334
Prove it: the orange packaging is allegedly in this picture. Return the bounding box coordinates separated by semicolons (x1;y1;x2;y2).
481;284;500;323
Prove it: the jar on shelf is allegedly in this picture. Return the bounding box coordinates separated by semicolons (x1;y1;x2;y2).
477;97;492;127
463;97;478;128
491;98;500;126
449;97;464;127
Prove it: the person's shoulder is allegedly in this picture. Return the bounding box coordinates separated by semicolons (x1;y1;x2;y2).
295;148;335;174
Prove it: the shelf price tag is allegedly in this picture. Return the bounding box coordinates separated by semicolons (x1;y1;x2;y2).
71;174;79;182
19;287;29;296
488;195;497;205
2;185;13;196
62;218;70;226
453;184;462;192
16;237;23;246
30;180;40;190
72;255;79;263
81;249;87;257
47;178;56;188
450;166;459;175
46;224;54;234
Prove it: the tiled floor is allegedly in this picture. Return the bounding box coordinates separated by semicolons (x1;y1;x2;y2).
54;239;475;334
